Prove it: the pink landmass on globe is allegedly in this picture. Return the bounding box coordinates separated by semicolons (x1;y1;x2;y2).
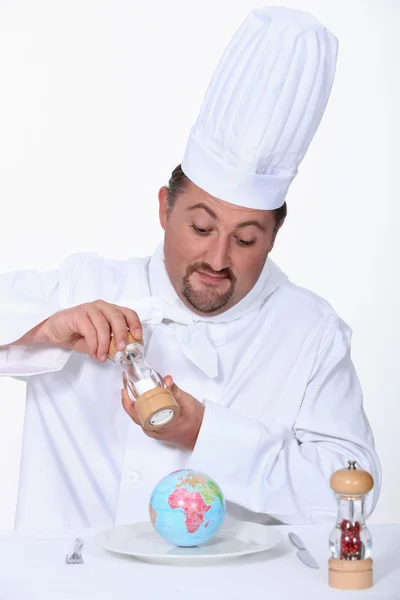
168;488;211;534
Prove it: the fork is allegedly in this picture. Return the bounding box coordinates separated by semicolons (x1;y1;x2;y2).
65;537;84;564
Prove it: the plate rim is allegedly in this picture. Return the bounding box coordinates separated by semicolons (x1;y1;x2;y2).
94;519;284;562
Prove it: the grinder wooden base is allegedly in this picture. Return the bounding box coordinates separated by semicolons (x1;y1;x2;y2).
136;387;180;431
328;557;373;590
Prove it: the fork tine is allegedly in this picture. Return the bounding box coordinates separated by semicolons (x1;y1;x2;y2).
65;537;84;564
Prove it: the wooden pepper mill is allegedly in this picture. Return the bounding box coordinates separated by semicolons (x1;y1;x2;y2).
328;460;374;590
108;331;180;431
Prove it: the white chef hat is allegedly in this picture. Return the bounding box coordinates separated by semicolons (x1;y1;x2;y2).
181;6;338;209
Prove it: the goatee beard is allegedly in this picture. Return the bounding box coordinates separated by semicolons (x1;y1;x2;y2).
181;261;236;314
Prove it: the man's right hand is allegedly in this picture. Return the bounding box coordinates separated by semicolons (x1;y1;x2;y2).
16;300;142;362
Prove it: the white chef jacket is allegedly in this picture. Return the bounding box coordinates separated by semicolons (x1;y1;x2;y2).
0;242;381;530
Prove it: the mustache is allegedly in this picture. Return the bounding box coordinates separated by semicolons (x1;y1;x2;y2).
186;262;236;282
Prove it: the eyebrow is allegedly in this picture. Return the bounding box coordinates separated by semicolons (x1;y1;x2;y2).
187;202;267;233
187;203;218;220
236;220;267;233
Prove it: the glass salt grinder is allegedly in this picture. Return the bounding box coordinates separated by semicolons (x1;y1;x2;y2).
108;331;180;430
328;460;374;590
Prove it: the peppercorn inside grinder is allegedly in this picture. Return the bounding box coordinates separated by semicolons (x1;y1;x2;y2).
328;460;374;590
108;332;180;431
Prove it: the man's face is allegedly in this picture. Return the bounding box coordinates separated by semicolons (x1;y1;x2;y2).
158;181;280;316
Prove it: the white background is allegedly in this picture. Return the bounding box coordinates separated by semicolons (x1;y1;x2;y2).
0;0;398;528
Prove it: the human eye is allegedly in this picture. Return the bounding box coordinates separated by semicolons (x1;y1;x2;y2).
235;237;255;247
191;224;211;236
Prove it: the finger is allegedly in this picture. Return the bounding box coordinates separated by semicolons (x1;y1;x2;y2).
163;375;173;388
122;371;128;389
163;375;178;396
86;307;112;361
73;338;92;355
119;307;143;342
108;307;141;352
170;382;179;396
122;372;130;393
73;313;98;358
121;388;141;426
92;303;134;358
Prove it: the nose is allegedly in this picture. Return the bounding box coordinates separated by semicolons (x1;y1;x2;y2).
204;235;231;272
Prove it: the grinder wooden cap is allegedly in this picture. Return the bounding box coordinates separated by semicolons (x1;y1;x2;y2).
330;460;374;496
108;330;143;360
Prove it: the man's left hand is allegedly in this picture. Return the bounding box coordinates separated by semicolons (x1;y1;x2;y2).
121;374;205;450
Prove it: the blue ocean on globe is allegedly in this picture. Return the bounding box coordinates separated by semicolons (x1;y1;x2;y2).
149;469;226;547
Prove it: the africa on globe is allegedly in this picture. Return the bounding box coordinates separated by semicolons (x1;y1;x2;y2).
149;469;226;547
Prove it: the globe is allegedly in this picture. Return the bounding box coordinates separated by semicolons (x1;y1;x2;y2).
149;469;226;547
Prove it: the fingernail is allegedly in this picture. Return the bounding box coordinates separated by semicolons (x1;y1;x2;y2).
134;329;142;339
117;341;126;350
100;354;107;361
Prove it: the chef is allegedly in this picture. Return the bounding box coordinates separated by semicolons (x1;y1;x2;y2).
0;7;381;530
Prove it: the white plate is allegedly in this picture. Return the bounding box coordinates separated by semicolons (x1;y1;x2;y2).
95;518;284;565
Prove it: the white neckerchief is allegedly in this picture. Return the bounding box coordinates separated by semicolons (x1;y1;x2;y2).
132;243;288;378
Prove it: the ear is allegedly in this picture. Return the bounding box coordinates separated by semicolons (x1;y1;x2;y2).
158;186;169;231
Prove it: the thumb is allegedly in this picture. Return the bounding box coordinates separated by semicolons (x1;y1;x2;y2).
163;375;179;399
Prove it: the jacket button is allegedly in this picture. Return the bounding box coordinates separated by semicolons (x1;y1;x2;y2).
126;470;141;486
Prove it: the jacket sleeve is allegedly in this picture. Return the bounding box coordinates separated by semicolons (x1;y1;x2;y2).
186;317;381;525
0;257;80;377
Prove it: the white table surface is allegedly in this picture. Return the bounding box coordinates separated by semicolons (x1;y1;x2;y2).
0;523;398;600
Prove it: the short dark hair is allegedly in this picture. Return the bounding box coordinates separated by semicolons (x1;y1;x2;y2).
167;164;286;238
